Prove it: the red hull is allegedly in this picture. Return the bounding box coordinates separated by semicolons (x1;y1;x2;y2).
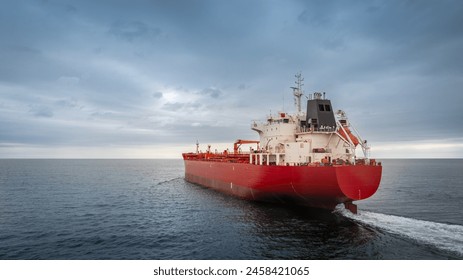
183;159;382;211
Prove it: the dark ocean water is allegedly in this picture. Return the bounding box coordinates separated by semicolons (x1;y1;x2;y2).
0;159;462;260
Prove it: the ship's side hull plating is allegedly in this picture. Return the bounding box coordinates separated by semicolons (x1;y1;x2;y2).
184;160;382;210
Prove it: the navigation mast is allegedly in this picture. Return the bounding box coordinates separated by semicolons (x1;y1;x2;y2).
291;73;304;115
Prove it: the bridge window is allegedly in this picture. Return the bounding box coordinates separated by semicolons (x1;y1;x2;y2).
319;104;325;111
324;104;331;111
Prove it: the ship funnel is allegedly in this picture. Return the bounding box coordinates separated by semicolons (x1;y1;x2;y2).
306;95;336;131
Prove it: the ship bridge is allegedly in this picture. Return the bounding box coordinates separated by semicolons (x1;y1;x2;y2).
248;74;371;166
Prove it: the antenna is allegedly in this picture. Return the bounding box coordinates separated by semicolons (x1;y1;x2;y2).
291;72;304;115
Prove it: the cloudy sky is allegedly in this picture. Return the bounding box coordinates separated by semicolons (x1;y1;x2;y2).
1;0;462;158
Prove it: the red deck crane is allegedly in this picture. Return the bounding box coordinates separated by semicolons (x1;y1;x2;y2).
233;139;260;154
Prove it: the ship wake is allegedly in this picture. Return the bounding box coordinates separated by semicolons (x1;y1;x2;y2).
154;177;183;186
335;206;463;257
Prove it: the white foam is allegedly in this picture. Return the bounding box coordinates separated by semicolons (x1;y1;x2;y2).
335;205;463;257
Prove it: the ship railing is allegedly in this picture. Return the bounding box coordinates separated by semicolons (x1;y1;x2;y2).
184;151;252;162
185;151;381;166
297;126;337;133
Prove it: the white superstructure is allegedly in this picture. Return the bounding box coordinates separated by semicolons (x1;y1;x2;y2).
250;74;370;166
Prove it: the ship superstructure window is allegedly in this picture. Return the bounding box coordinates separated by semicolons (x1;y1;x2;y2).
319;104;325;111
324;105;331;111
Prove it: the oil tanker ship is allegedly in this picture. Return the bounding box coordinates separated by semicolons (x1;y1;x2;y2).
182;74;382;213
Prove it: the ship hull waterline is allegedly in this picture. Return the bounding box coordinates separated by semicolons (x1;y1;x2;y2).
183;160;382;213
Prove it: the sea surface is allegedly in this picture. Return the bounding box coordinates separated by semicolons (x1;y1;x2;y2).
0;159;462;260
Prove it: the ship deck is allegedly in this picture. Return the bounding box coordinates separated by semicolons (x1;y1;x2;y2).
182;152;380;167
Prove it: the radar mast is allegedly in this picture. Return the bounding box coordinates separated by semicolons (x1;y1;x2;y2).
291;73;304;116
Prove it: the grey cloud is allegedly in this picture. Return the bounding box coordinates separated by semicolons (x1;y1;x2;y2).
198;87;222;99
162;102;202;112
295;1;463;72
152;92;163;99
28;105;54;118
109;20;161;42
57;76;80;87
238;84;248;90
55;99;81;109
4;45;42;55
0;0;462;157
359;2;463;45
298;2;337;27
65;4;77;13
0;45;46;84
